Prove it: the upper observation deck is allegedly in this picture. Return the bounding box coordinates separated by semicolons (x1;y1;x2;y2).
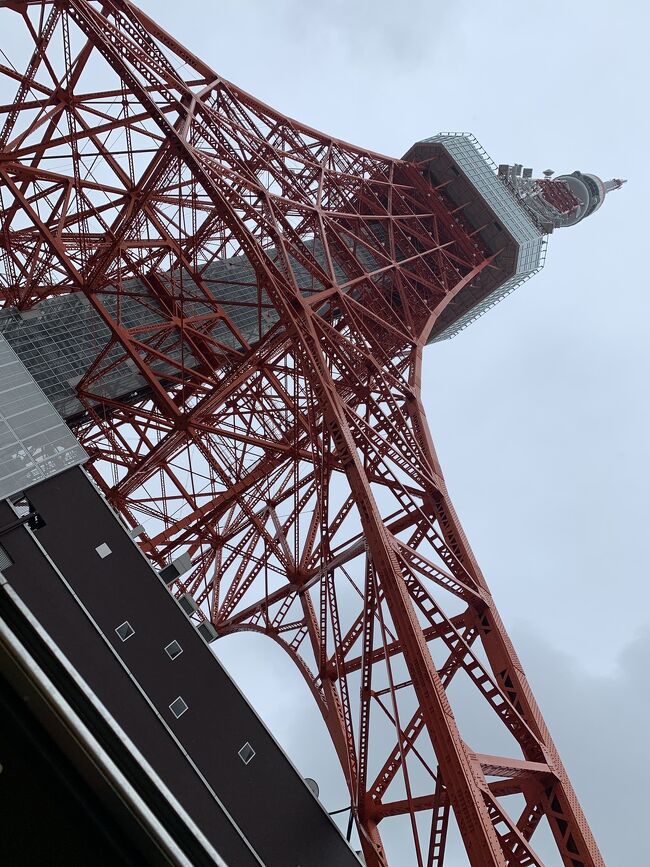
405;133;623;341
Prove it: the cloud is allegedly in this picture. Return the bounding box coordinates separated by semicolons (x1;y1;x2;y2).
217;623;650;864
272;0;453;71
510;622;650;866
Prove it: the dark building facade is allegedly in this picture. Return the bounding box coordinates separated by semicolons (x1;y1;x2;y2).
0;337;360;867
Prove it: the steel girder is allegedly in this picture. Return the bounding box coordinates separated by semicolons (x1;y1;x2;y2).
0;3;605;865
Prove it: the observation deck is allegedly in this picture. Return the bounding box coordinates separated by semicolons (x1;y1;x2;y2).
404;134;546;342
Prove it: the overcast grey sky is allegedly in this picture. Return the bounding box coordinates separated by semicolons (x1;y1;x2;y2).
125;1;650;864
12;1;641;862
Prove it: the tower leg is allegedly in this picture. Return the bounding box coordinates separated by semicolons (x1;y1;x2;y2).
293;328;509;866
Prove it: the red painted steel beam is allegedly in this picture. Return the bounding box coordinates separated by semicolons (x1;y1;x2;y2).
0;3;607;865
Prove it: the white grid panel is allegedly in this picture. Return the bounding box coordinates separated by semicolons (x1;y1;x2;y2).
0;333;87;500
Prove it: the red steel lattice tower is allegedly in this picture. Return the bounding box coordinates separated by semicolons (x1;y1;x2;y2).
0;2;621;864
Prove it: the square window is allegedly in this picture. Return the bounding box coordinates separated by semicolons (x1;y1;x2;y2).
164;640;183;660
96;542;112;559
169;697;188;719
115;621;134;642
238;742;255;765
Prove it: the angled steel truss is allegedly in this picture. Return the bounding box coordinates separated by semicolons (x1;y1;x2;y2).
0;2;605;865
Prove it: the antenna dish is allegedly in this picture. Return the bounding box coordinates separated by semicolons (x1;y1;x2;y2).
305;778;320;799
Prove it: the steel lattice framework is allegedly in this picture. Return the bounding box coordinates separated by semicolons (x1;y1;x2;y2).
0;2;606;865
